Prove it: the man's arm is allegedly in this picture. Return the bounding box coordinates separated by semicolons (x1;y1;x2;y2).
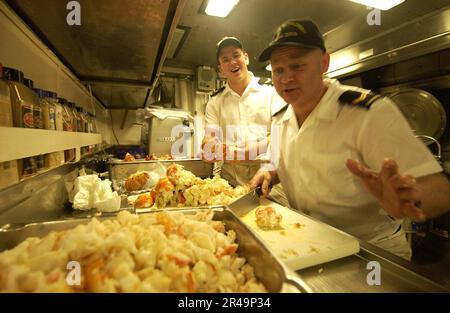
346;158;450;221
416;172;450;219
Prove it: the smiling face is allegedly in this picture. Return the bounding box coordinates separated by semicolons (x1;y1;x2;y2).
217;45;250;82
270;46;329;109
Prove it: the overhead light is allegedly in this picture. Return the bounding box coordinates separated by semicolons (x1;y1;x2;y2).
265;64;272;71
204;0;239;18
348;0;405;10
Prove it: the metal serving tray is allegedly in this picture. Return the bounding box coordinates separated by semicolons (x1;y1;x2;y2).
108;158;213;191
0;206;310;293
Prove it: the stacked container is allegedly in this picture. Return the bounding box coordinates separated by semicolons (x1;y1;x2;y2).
0;64;20;189
59;97;76;162
3;67;39;177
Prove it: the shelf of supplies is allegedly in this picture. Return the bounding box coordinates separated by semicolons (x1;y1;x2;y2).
0;126;102;163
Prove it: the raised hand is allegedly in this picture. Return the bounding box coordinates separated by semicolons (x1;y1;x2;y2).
346;158;426;221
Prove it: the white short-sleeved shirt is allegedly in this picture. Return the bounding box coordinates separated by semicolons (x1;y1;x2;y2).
270;79;442;242
205;72;284;186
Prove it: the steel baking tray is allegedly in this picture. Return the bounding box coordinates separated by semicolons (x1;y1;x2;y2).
108;158;213;193
0;206;310;293
109;158;213;179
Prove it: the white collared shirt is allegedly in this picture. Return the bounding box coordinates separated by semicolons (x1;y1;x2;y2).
271;79;442;242
205;72;284;185
205;72;283;143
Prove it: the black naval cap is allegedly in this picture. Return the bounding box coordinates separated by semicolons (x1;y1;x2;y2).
216;36;243;62
258;19;326;62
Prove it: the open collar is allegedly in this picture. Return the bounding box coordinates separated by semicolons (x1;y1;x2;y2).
223;72;261;96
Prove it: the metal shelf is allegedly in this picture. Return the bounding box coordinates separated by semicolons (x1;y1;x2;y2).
0;127;102;163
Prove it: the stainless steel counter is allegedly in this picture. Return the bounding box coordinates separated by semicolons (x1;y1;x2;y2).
296;240;450;292
1;167;449;293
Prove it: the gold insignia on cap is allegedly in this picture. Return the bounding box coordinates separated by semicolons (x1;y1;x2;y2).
273;21;307;42
286;21;307;34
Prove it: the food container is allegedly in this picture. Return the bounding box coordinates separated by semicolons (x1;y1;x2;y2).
108;158;213;192
0;206;310;293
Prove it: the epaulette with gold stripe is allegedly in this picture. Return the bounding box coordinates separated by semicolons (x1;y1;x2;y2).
272;103;289;117
338;90;381;109
210;86;225;97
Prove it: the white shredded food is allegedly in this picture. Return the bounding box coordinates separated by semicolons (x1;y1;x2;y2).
131;164;250;209
0;210;267;293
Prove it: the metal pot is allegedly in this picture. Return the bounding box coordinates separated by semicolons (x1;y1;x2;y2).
389;88;446;146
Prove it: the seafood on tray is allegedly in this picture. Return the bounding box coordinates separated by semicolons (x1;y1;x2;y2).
0;210;267;293
255;206;283;230
127;164;250;209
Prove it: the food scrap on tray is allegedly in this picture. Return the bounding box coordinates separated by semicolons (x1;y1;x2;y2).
255;206;283;230
122;152;174;162
0;210;267;293
123;152;135;162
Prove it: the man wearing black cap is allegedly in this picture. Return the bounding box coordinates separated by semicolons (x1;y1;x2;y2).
250;19;450;259
202;36;286;199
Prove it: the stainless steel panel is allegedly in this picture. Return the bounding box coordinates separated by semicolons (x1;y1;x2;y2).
0;163;79;226
324;0;450;53
90;85;150;109
395;54;440;83
8;0;169;80
297;240;449;292
147;116;184;156
5;0;184;109
0;206;311;293
327;7;450;78
440;49;450;74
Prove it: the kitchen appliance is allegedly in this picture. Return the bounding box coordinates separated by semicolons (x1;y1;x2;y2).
140;108;193;157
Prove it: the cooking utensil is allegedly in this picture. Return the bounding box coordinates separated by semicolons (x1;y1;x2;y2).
228;186;262;217
389;88;446;145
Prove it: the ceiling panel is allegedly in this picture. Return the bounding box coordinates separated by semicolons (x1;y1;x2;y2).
6;0;180;108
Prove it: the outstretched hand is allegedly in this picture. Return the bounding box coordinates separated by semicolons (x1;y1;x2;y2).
346;158;426;222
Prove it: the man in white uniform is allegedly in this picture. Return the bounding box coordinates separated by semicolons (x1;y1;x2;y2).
203;37;286;203
250;19;450;259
